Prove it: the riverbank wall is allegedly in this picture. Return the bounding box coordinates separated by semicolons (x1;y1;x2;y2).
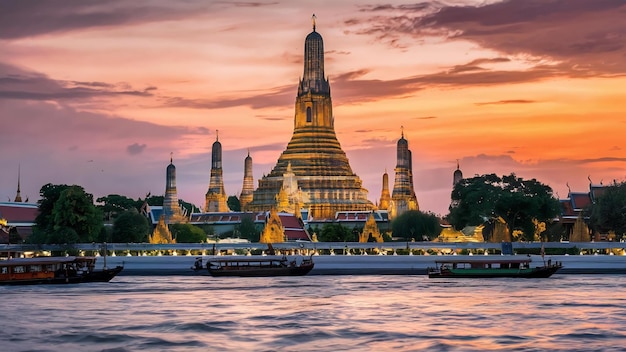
104;254;626;276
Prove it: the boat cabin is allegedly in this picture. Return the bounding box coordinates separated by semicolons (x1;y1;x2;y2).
0;256;97;282
435;258;532;270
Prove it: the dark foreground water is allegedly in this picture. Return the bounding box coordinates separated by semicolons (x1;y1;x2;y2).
2;275;625;352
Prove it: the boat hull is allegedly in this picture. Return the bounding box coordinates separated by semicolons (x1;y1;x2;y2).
428;265;561;279
0;266;124;285
208;263;314;277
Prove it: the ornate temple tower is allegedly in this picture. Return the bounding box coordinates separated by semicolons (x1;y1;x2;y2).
205;131;229;212
390;128;419;218
453;160;463;186
248;16;374;219
14;165;22;203
163;155;187;224
239;150;254;211
379;169;391;211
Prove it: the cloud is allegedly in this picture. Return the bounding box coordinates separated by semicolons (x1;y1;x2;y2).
127;143;147;155
0;63;155;101
0;1;206;39
161;84;293;110
350;0;626;75
475;99;537;106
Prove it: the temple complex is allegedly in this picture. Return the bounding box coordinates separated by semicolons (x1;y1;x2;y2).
247;17;373;219
239;150;254;211
204;132;229;212
390;129;419;218
162;155;187;224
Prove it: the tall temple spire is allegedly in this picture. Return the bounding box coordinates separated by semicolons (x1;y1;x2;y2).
379;169;391;211
453;159;463;186
298;15;330;98
248;19;373;219
391;128;418;218
240;150;254;211
14;164;22;203
205;132;229;212
163;154;186;224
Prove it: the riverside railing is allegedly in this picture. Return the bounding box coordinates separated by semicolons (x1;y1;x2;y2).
2;241;625;256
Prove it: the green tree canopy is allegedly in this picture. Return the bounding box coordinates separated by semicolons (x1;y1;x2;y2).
590;181;626;239
111;209;150;243
227;195;241;212
237;214;259;242
32;184;103;244
392;210;442;241
96;194;142;220
448;173;560;241
170;223;206;243
318;223;354;242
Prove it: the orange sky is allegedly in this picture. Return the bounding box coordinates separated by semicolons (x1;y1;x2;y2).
1;0;625;215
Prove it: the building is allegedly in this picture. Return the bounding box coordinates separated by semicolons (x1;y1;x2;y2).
379;170;391;211
390;129;419;218
559;181;608;241
162;155;187;224
239;150;254;211
204;131;229;212
247;17;374;219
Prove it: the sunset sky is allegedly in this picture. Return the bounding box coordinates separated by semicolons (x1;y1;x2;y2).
1;0;625;216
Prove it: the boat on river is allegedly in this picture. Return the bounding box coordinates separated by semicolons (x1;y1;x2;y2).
427;257;562;278
0;256;123;285
194;255;314;277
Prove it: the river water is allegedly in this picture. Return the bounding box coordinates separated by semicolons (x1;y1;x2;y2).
2;274;625;352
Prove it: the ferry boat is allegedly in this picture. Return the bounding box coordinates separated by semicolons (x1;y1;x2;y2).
194;255;314;277
0;256;123;285
427;257;562;278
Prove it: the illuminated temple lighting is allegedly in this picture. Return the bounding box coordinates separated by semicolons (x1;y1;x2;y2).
247;17;373;219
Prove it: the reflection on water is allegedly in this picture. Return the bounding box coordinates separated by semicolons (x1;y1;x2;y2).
2;275;626;351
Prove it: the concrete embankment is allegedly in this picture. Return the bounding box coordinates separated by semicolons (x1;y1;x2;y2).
104;254;626;276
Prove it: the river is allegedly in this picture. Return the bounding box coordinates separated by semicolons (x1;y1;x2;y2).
2;274;625;351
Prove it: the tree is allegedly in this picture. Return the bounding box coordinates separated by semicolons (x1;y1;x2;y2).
34;183;70;238
96;194;142;221
52;186;103;243
32;184;103;244
112;209;150;242
318;223;354;242
590;181;626;239
391;210;441;241
448;173;561;241
170;223;206;243
227;195;241;212
238;214;259;242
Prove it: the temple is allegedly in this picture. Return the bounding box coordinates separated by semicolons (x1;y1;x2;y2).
239;150;254;211
204;131;229;212
390;129;419;218
379;169;391;211
247;17;374;219
162;154;187;224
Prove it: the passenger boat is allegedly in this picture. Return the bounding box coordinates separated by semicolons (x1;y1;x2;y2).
0;256;123;285
427;257;562;278
194;255;314;277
